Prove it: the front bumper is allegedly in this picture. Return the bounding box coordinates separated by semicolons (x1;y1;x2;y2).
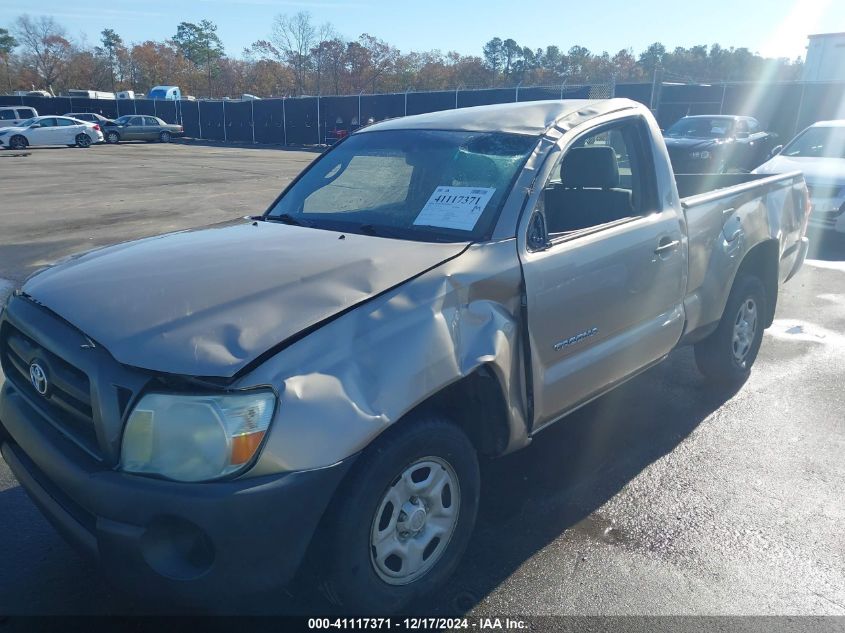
0;380;354;605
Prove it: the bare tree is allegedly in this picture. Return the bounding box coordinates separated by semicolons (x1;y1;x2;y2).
271;11;315;96
310;22;337;95
14;15;71;91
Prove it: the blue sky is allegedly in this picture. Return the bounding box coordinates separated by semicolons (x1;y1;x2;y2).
1;0;842;60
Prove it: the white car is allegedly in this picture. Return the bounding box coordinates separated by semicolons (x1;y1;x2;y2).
0;115;104;150
754;120;845;234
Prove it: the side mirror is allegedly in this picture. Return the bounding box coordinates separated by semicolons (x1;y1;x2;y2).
527;212;551;251
29;123;41;128
769;144;783;158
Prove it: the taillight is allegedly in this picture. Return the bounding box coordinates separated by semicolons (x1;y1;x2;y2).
93;124;100;131
801;186;812;234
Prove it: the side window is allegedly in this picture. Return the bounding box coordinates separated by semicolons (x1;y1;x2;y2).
0;110;15;120
56;118;75;126
39;118;57;127
130;116;143;126
748;119;760;134
736;120;749;136
541;120;651;235
18;108;36;118
145;116;159;126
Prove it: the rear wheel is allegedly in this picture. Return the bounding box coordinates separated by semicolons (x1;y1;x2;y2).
105;131;120;144
318;414;479;613
159;131;171;143
695;274;766;384
75;133;91;148
9;135;27;150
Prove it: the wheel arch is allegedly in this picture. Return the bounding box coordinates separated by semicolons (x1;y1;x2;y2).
394;364;513;459
732;238;779;328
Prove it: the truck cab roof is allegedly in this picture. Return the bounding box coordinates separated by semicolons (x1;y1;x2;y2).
360;98;641;136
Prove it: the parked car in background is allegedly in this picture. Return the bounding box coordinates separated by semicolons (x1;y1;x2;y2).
116;90;136;100
64;112;115;127
101;115;184;143
664;115;778;173
0;106;38;128
754;120;845;234
148;85;181;100
26;90;52;98
0;116;103;149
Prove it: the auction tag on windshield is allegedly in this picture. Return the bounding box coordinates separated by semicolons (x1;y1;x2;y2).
413;186;496;231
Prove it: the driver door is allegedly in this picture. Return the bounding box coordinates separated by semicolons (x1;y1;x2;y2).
520;116;687;430
28;118;58;145
123;116;144;140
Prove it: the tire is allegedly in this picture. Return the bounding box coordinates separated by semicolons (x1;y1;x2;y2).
694;274;767;384
105;131;120;144
9;135;27;150
159;131;171;143
75;133;91;148
318;414;480;613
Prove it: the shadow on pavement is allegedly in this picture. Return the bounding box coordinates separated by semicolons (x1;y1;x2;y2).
176;138;323;153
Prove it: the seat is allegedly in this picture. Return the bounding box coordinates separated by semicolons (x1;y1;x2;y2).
545;146;633;233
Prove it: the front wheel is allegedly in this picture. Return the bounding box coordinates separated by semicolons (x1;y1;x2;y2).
75;133;92;148
318;414;479;613
159;131;171;143
695;274;766;384
9;135;27;150
105;131;120;144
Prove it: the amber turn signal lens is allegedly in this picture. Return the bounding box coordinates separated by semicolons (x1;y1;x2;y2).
231;431;266;465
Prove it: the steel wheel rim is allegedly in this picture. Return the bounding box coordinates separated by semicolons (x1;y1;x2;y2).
161;132;170;142
732;297;758;367
77;134;90;147
108;132;118;143
370;456;460;586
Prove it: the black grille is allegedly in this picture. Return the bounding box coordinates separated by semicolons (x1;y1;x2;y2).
1;322;100;457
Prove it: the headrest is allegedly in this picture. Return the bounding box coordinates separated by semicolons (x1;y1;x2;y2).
560;146;620;189
450;151;500;187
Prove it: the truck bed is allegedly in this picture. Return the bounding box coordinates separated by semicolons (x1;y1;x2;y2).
674;170;808;345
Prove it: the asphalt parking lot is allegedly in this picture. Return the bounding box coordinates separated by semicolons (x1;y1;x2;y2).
0;142;843;617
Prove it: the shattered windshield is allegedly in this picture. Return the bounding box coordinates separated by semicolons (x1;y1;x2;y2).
267;129;537;242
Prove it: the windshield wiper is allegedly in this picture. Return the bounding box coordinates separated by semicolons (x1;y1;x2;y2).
266;213;311;227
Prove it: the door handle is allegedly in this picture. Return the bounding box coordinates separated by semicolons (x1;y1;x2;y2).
654;239;680;255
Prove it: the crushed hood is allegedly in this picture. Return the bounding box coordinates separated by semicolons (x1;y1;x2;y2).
23;222;468;378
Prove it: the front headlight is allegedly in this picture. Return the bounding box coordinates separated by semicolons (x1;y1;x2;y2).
120;390;276;482
689;150;711;160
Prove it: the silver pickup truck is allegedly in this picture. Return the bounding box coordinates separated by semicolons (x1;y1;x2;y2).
0;99;810;612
